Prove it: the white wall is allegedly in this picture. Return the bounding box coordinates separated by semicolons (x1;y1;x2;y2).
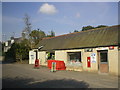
55;50;68;64
5;42;8;46
38;51;47;66
82;49;98;72
29;50;36;64
36;46;119;75
118;50;120;76
108;47;118;75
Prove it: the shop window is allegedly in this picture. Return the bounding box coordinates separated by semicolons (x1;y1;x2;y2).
46;52;55;60
68;52;81;62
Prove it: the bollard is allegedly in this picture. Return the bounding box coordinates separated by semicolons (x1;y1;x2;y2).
51;62;56;72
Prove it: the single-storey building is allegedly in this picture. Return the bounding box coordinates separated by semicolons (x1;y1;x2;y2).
29;25;120;76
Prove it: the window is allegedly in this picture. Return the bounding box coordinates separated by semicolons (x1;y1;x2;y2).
46;52;55;60
100;51;108;63
68;52;81;62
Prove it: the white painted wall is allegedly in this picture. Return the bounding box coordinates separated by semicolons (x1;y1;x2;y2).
29;50;36;64
36;46;119;75
55;50;68;64
118;50;120;76
38;51;47;66
5;42;8;46
108;47;118;75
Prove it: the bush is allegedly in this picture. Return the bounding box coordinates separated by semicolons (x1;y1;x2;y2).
4;42;30;62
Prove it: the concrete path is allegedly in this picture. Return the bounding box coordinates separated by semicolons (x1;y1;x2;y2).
2;63;119;88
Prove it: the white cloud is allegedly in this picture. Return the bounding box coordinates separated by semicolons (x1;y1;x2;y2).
76;12;80;18
39;3;58;15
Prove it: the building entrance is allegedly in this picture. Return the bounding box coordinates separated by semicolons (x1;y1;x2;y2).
98;50;109;73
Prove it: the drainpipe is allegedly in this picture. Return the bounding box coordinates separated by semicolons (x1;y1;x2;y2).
34;46;43;60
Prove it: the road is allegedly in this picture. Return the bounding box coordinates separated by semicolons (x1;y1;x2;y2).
2;63;119;88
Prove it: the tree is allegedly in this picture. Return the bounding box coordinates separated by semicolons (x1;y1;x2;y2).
81;25;108;31
0;42;2;56
21;14;33;49
47;30;55;37
15;42;30;62
82;26;95;31
74;30;79;32
4;43;16;61
29;30;46;48
22;14;32;40
21;38;30;47
4;42;30;62
95;25;108;28
2;42;5;56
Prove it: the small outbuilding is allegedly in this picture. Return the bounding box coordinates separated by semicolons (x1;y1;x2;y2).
29;25;120;76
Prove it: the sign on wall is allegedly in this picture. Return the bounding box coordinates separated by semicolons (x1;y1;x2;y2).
109;46;114;50
29;51;36;64
91;53;96;63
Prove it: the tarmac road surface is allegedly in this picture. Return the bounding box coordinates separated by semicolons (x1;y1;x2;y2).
2;63;119;88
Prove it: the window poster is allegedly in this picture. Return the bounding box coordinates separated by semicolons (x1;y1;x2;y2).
91;53;96;63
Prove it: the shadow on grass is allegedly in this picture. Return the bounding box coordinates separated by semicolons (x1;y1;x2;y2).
2;77;89;88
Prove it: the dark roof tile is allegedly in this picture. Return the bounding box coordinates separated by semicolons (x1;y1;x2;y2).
36;25;119;50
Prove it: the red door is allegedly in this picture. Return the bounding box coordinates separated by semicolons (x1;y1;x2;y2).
87;57;91;68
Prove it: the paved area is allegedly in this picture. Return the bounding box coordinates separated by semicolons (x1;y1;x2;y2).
2;63;119;88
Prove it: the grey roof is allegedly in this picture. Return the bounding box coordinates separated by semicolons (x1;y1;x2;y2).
36;25;119;51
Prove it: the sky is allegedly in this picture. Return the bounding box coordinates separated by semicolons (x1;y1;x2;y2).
2;1;118;41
